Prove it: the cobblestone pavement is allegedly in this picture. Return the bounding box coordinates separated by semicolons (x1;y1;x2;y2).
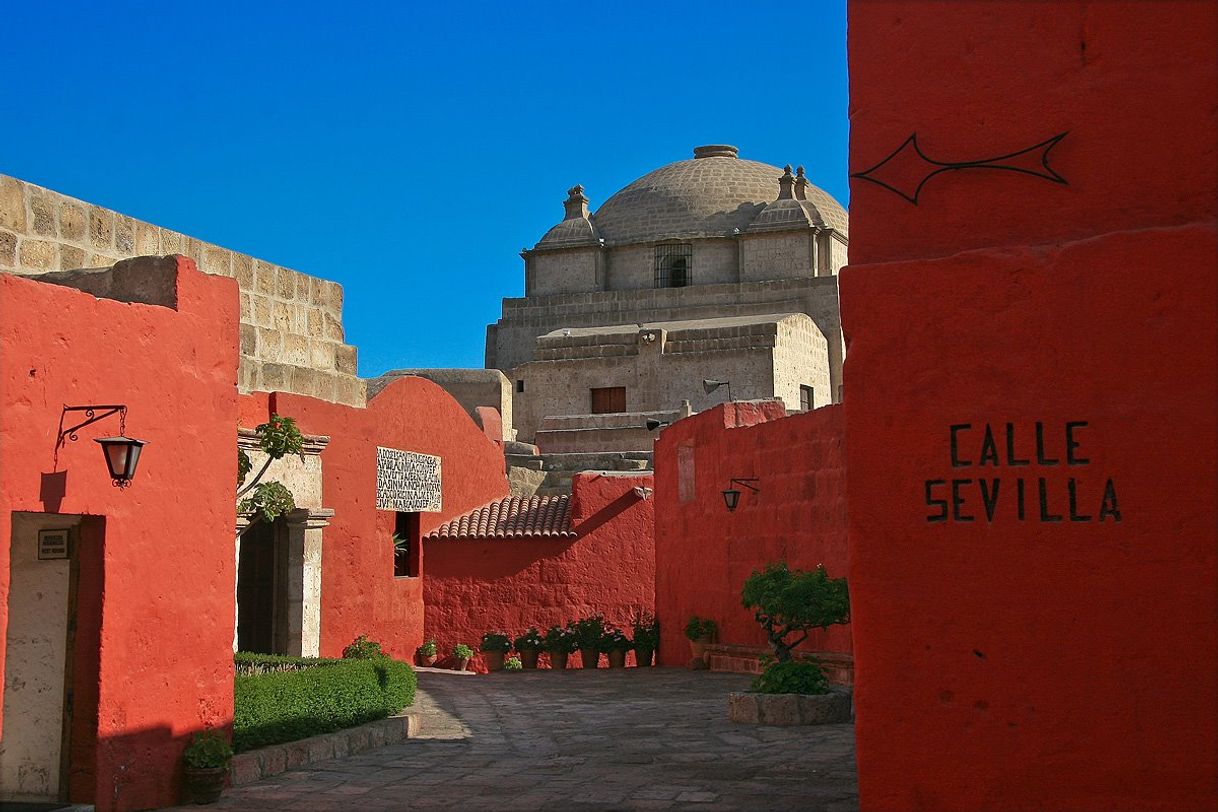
184;669;857;811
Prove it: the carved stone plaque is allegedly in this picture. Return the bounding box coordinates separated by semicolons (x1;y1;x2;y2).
376;447;441;512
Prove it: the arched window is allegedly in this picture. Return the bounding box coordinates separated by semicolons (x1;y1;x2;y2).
654;243;693;288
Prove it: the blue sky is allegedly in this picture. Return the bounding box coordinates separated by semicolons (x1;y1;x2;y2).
1;1;848;375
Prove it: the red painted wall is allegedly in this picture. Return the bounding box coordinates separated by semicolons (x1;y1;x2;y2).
653;402;849;668
239;376;509;662
845;2;1217;810
423;472;655;671
0;258;238;811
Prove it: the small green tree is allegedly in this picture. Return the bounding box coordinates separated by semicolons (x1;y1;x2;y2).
741;561;849;662
236;414;305;531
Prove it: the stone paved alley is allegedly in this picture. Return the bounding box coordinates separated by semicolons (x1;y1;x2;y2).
175;669;858;811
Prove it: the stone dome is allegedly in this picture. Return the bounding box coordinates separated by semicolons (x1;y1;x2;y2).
590;145;847;245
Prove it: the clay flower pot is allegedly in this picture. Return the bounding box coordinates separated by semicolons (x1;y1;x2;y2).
635;647;654;667
417;653;438;667
520;649;540;669
456;657;471;672
607;649;627;668
689;635;714;661
484;651;506;672
182;766;226;804
549;651;569;670
580;647;600;669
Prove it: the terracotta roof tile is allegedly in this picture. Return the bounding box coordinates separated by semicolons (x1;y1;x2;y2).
425;495;575;540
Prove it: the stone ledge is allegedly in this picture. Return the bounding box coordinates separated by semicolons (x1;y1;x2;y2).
706;643;853;686
230;712;419;786
728;688;852;726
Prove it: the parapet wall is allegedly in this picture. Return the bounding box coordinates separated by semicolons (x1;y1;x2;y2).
0;174;364;406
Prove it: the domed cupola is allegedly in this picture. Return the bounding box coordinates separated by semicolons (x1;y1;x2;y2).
590;145;848;245
747;165;835;233
532;184;601;250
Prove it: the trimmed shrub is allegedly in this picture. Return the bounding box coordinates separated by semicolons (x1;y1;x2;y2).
234;652;344;676
233;656;416;752
751;658;830;696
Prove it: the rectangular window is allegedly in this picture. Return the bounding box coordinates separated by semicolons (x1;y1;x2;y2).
590;386;627;414
654;243;693;288
393;512;420;578
516;379;525;393
800;385;814;412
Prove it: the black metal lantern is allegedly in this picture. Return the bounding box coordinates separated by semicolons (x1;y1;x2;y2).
56;405;148;489
722;477;760;512
94;436;148;487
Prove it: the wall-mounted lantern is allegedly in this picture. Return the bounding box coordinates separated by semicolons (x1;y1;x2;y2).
703;379;733;401
722;478;760;512
57;405;148;488
95;435;148;487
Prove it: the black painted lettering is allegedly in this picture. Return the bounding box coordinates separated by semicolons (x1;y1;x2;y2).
1066;421;1089;465
1099;478;1121;522
950;424;972;468
1067;478;1091;522
1038;478;1063;522
1017;478;1026;520
925;480;948;522
1035;422;1059;465
951;479;974;522
979;479;1001;521
979;425;1000;466
1006;423;1030;466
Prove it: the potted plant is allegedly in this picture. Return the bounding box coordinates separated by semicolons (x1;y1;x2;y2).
452;643;474;671
684;615;718;666
601;626;632;668
728;562;853;725
632;611;660;667
513;627;545;669
182;729;232;804
504;655;523;671
480;631;511;671
571;615;607;669
543;624;576;670
415;639;438;667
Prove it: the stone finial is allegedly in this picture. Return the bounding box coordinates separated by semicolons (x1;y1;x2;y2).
794;166;809;201
777;165;796;200
563;184;590;220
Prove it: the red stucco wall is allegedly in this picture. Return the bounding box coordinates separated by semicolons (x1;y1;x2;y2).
423;472;655;671
0;258;238;811
240;376;509;662
845;2;1217;810
653;403;849;668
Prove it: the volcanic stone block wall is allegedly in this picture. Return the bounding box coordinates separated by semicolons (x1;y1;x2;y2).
0;174;364;406
843;1;1216;809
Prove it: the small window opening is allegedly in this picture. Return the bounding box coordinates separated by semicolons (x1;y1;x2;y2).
516;379;525;393
393;512;420;578
654;243;693;288
800;385;814;412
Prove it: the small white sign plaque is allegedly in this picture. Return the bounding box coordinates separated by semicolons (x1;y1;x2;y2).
37;529;70;560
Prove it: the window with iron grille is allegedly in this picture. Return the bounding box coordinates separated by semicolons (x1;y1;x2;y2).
654;243;692;288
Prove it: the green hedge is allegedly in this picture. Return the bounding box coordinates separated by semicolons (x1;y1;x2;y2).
233;656;416;752
234;652;345;676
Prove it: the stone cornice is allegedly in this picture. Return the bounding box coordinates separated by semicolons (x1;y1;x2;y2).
238;427;330;455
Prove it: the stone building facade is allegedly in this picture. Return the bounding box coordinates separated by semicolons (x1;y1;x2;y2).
486;145;848;451
0;174;364;406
